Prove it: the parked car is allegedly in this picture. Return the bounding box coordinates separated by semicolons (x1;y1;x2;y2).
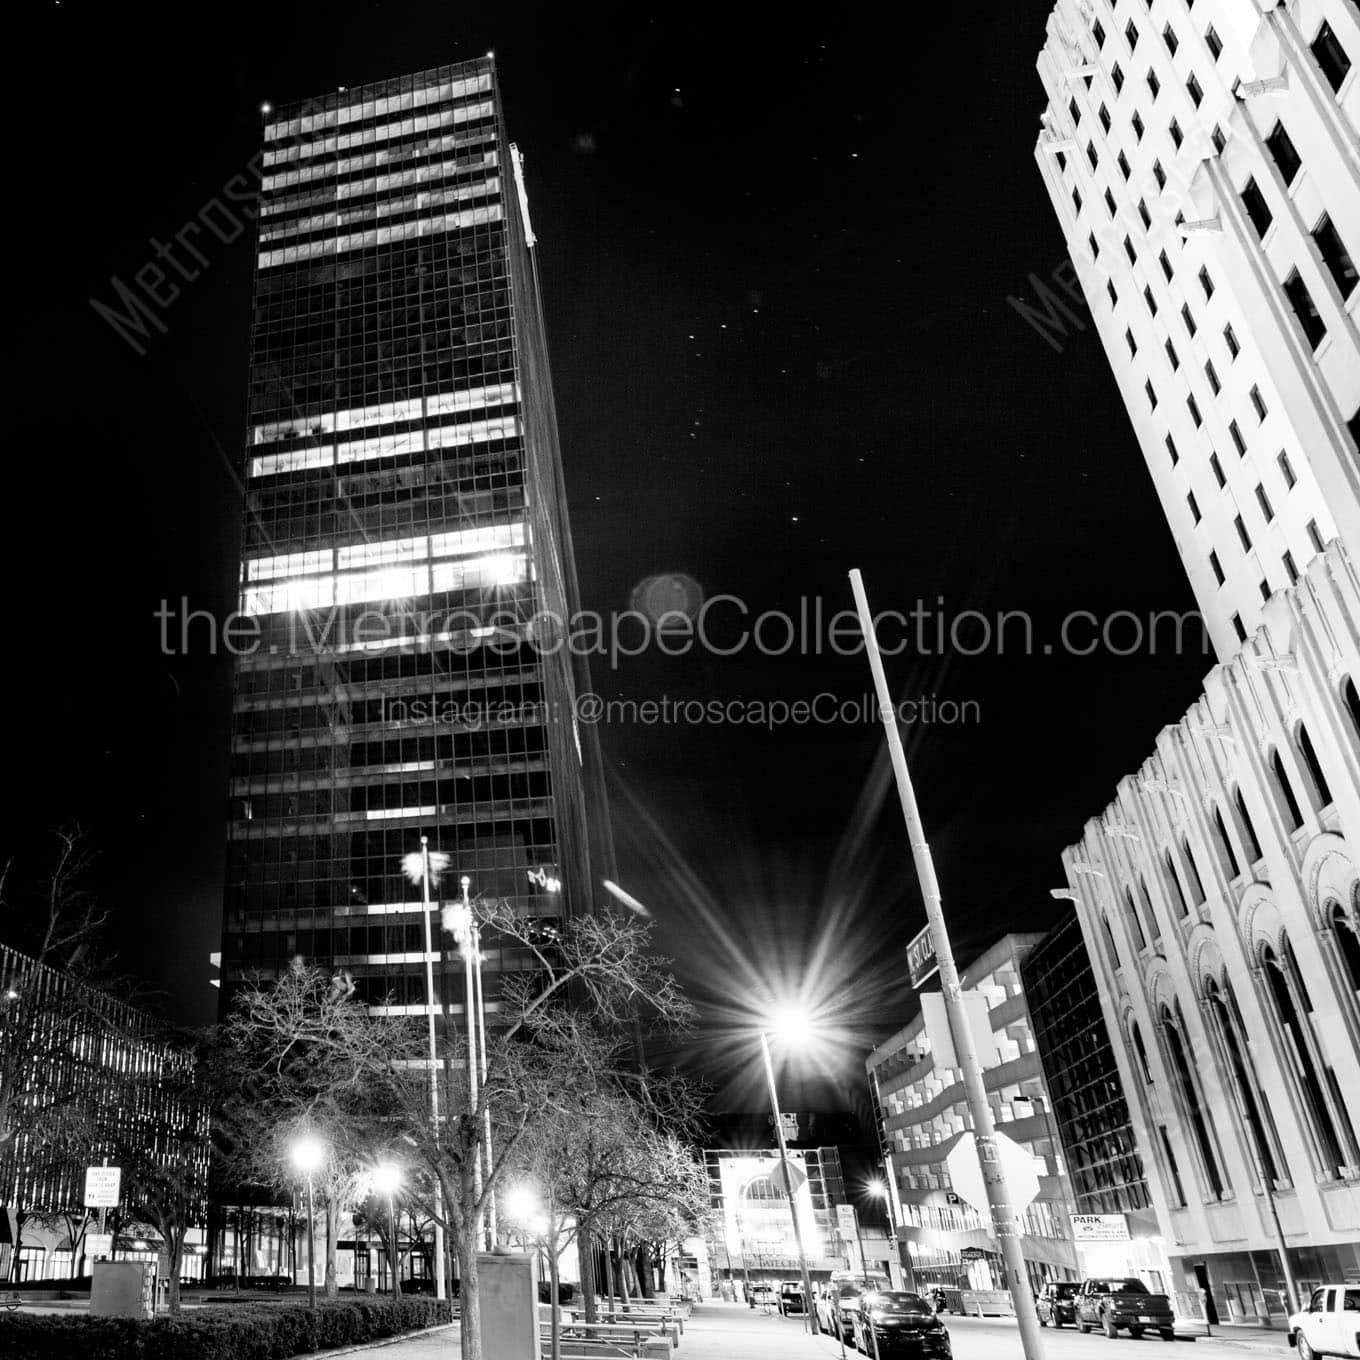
1289;1284;1360;1360
1037;1281;1080;1328
823;1283;868;1340
851;1291;952;1357
779;1280;808;1315
748;1281;776;1308
1075;1277;1175;1340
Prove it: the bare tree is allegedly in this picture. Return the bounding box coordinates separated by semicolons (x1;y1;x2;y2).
0;828;119;1280
507;1077;708;1360
216;907;692;1360
217;960;413;1297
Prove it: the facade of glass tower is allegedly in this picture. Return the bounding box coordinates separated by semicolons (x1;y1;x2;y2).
221;58;609;1018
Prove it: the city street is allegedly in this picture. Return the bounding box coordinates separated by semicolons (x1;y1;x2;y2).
342;1305;1294;1359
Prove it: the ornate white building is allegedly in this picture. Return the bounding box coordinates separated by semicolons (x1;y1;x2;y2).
1062;547;1360;1317
1035;0;1360;1324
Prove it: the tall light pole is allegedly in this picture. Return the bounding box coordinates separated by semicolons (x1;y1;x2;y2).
443;876;488;1248
471;916;496;1247
758;1023;816;1335
868;1176;906;1290
291;1135;325;1311
402;839;448;1300
373;1163;403;1300
850;568;1046;1360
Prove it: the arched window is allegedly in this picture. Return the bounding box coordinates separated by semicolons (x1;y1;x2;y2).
1139;876;1160;940
1331;900;1360;1005
1164;850;1190;916
1102;912;1120;971
1259;941;1360;1176
1131;1021;1153;1083
1234;787;1263;862
1161;1003;1226;1196
1182;837;1207;905
1212;806;1241;878
1204;976;1282;1185
1296;723;1333;808
1270;750;1305;830
1125;888;1147;949
1342;677;1360;748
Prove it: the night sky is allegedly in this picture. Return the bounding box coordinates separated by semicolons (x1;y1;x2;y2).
5;2;1212;1112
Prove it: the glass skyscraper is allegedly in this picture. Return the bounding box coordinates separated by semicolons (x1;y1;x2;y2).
1021;911;1152;1219
220;57;609;1020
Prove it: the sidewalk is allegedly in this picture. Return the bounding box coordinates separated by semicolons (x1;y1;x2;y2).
341;1300;845;1359
681;1300;847;1359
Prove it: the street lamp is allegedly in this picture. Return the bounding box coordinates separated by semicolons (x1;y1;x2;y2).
401;838;449;1299
758;1015;816;1336
867;1175;906;1290
290;1135;326;1310
442;875;495;1249
373;1162;403;1300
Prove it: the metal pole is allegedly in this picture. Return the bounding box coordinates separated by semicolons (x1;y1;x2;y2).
473;924;497;1248
388;1191;400;1301
1262;1176;1298;1318
305;1174;317;1311
418;836;447;1301
759;1031;816;1335
850;569;1046;1360
459;877;484;1247
880;1165;908;1291
854;1210;870;1285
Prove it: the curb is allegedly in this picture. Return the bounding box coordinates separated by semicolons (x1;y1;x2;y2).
1193;1337;1290;1356
304;1322;460;1357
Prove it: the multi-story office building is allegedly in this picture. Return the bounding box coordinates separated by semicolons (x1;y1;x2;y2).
1022;910;1173;1286
1035;0;1360;1324
221;59;609;1022
866;934;1079;1298
0;944;211;1280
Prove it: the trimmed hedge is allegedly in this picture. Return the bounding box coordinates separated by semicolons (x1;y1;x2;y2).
0;1295;453;1359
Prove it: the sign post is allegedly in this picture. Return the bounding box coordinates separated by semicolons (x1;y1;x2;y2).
85;1164;121;1258
851;569;1046;1360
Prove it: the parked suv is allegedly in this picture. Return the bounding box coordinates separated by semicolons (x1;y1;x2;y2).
1075;1278;1175;1340
778;1280;808;1315
1037;1281;1080;1328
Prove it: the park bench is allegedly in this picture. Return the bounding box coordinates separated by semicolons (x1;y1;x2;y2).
592;1311;682;1342
540;1320;672;1357
543;1340;670;1360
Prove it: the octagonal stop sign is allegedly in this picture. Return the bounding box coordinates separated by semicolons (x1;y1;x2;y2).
944;1131;1040;1214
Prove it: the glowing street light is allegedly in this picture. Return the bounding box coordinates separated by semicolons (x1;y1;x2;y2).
372;1162;403;1300
290;1135;326;1310
758;1015;816;1336
867;1174;906;1289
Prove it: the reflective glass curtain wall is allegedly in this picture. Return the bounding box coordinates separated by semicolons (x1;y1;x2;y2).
221;58;607;1018
1022;911;1153;1216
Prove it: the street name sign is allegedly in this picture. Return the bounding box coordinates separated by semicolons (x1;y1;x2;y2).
906;926;939;989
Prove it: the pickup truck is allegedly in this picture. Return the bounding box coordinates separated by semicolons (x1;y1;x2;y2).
1075;1277;1175;1339
1290;1285;1360;1360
